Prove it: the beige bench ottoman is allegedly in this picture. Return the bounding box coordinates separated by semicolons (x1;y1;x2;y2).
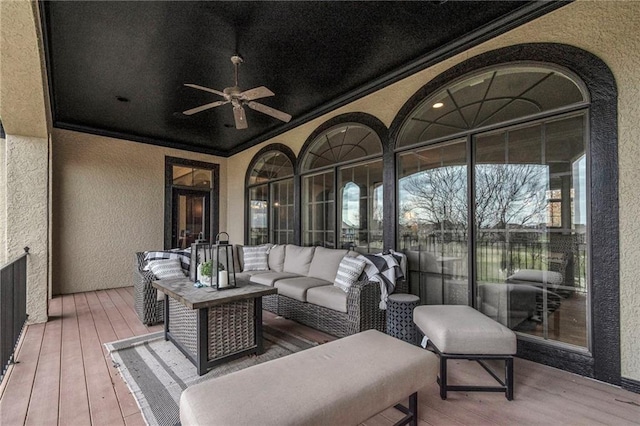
413;305;516;400
180;329;438;426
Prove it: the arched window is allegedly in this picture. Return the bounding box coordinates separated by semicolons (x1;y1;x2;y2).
300;116;384;252
396;63;591;350
246;145;295;245
398;65;587;148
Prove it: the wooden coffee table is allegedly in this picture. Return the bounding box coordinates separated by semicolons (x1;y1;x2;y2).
152;277;277;375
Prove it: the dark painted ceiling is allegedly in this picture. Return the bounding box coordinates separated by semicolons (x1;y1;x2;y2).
41;1;566;157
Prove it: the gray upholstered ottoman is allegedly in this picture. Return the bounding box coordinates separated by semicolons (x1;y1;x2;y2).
387;293;420;345
180;330;438;426
413;305;517;400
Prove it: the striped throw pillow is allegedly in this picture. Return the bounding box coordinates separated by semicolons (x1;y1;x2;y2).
147;258;186;280
242;245;270;271
334;256;367;292
143;249;191;272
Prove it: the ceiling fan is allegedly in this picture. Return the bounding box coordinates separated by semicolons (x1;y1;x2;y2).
183;55;292;129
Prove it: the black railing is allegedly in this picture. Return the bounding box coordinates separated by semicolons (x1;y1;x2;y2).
401;230;586;291
0;247;29;382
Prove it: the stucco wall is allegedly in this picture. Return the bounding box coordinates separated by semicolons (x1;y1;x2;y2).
1;137;6;265
5;135;49;324
226;1;640;381
0;0;48;139
52;129;227;294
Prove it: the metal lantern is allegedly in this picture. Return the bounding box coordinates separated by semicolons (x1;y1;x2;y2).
190;242;212;283
212;232;236;289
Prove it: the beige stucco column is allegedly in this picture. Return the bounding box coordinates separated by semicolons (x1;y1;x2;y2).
3;135;49;323
1;0;51;323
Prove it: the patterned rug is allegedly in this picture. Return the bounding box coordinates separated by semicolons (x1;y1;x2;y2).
105;325;317;426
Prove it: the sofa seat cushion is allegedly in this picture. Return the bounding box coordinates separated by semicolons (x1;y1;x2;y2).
234;270;270;281
283;245;315;275
250;271;300;287
307;247;348;283
274;277;331;302
306;285;348;313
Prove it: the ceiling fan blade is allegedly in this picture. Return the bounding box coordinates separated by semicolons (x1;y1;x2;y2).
247;101;292;123
182;100;228;115
233;105;248;129
184;83;225;98
240;86;274;101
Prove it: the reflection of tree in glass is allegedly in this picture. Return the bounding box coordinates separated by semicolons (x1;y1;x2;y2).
400;163;548;238
475;164;548;233
400;165;467;232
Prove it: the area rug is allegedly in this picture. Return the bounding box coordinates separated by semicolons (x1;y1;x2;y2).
105;325;317;426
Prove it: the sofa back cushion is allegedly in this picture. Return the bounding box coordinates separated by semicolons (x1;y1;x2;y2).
283;245;315;275
307;247;348;282
268;244;286;272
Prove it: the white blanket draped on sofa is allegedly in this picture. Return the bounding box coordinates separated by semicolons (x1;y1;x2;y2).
359;250;407;309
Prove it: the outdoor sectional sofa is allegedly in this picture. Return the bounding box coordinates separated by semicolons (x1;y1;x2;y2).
135;244;403;337
234;244;388;337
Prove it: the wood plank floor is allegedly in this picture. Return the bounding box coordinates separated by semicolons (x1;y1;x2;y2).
1;287;639;425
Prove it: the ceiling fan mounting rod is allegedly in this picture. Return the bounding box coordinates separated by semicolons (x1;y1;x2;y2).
231;55;243;87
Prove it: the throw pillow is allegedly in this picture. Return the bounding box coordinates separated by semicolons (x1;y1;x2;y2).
143;249;191;272
334;256;367;292
242;245;270;271
147;258;186;280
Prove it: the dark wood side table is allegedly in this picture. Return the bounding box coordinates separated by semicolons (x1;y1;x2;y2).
152;277;277;375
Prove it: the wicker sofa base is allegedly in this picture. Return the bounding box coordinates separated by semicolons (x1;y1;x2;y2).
264;277;387;338
134;252;164;325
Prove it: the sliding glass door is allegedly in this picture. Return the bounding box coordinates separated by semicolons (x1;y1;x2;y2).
475;114;587;347
398;140;470;306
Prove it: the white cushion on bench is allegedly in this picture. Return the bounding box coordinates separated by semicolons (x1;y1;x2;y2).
507;269;563;285
180;330;438;426
413;305;516;355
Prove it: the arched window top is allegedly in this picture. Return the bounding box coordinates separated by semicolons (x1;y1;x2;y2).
397;64;588;149
301;123;383;172
248;149;294;186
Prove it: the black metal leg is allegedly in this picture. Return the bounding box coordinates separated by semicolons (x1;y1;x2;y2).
255;297;264;354
506;357;514;400
409;392;418;426
440;355;448;400
163;294;170;341
392;392;419;426
197;308;208;376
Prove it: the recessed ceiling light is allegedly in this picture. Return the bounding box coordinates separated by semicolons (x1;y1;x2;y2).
433;102;444;109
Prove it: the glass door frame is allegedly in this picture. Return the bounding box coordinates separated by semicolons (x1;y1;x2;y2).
171;188;211;249
164;156;219;249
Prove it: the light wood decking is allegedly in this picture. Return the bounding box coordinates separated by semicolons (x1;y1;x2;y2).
1;287;639;425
